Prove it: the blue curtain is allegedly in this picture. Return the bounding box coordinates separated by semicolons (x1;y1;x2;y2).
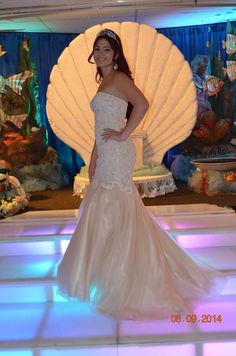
158;22;228;63
0;22;233;175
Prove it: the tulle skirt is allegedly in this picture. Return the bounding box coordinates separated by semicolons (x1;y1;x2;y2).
57;183;226;320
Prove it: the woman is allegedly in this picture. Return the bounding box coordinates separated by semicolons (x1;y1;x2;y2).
57;29;226;320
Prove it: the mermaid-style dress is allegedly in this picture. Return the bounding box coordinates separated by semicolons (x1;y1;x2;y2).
57;91;226;320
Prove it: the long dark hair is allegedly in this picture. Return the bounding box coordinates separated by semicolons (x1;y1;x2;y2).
88;29;133;119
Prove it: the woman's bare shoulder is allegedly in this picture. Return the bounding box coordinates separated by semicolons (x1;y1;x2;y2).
114;72;135;93
114;71;133;84
114;72;147;105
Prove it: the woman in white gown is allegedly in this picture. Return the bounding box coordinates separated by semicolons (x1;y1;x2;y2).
57;29;226;320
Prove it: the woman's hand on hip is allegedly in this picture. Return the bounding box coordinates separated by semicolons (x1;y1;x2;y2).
102;128;127;142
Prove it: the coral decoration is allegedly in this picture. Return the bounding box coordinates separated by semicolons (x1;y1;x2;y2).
199;110;216;130
0;173;28;218
200;170;208;194
224;171;236;183
215;118;232;141
192;110;231;144
2;131;24;146
1;125;47;166
188;167;236;196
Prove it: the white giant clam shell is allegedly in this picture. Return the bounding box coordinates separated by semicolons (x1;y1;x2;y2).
46;22;197;165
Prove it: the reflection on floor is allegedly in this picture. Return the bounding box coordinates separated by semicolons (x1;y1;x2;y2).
0;204;236;356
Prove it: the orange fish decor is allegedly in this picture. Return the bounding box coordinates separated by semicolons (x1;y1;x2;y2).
192;110;231;144
224;171;236;183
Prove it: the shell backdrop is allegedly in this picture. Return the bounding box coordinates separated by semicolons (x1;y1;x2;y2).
46;22;197;165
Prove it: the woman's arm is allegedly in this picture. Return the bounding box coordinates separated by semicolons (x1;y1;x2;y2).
102;73;149;142
88;140;98;182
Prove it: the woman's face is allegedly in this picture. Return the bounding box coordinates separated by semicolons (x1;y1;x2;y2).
93;38;115;70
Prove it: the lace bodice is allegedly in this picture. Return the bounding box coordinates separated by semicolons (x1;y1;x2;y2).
91;92;127;144
90;92;136;193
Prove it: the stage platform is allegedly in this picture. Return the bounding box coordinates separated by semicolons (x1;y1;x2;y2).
0;197;236;356
26;182;236;212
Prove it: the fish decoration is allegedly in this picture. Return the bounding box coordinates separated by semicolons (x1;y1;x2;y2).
0;44;6;57
0;71;32;95
204;75;224;96
0;112;27;128
226;61;236;81
192;73;205;91
222;40;227;50
226;34;236;54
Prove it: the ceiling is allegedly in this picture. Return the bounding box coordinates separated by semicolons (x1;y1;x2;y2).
0;0;235;33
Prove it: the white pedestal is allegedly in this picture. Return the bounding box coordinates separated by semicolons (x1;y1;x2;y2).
131;130;146;169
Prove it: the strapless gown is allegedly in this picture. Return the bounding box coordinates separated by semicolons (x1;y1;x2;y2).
57;92;226;320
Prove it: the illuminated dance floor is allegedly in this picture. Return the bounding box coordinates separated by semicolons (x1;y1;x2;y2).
0;204;236;356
